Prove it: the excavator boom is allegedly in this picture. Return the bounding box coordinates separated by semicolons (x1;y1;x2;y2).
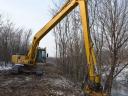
27;0;78;64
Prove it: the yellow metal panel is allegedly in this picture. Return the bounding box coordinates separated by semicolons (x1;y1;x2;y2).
12;55;28;64
12;55;19;64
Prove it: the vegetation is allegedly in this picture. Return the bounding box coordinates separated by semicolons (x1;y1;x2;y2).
52;0;128;95
0;15;31;65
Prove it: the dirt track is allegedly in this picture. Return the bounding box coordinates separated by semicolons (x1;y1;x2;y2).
0;63;81;96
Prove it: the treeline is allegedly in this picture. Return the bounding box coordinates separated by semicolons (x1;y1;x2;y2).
51;0;128;95
0;15;31;65
51;1;88;82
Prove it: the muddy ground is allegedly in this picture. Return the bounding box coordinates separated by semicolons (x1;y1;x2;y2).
0;63;81;96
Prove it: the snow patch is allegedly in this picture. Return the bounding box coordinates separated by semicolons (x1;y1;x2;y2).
0;66;12;71
49;76;74;89
51;90;64;95
116;67;128;82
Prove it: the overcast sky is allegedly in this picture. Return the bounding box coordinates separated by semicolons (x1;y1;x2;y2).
0;0;58;57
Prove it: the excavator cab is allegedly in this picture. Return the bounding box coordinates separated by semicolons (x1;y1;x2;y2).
36;48;47;63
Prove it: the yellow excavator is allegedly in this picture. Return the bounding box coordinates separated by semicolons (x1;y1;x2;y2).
11;0;107;95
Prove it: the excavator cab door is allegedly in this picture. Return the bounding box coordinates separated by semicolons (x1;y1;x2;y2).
36;48;47;63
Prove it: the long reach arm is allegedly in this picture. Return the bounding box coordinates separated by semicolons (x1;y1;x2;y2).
27;0;78;64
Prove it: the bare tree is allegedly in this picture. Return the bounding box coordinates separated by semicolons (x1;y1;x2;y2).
51;0;87;82
0;14;32;66
91;0;128;94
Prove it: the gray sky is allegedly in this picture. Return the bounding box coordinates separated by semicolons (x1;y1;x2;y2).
0;0;57;57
